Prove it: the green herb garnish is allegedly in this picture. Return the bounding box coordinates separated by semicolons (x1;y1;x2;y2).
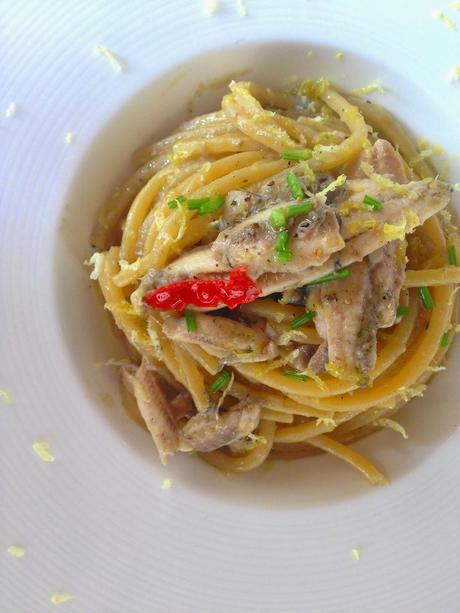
363;194;382;210
168;195;187;209
270;208;286;229
287;172;305;200
283;369;308;381
187;195;225;215
282;149;313;161
448;244;458;266
418;286;434;310
396;306;410;318
287;201;313;217
274;230;293;263
184;311;197;332
291;309;316;330
210;370;232;392
305;268;351;287
439;331;450;347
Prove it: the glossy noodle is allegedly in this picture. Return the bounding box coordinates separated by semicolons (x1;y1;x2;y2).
90;79;459;484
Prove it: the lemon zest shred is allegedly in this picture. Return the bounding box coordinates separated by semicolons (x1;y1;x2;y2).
104;301;137;316
427;365;446;372
85;252;105;280
296;78;331;99
162;478;173;490
5;102;19;117
298;369;328;390
237;0;247;16
346;218;378;236
94;357;132;369
93;44;124;73
351;548;361;560
397;384;427;402
0;388;13;404
64;132;74;145
315;416;337;428
315;173;347;198
448;286;459;306
360;162;416;197
216;372;235;411
374;418;408;439
307;50;316;58
352;82;384;96
447;66;460;84
7;545;25;558
382;222;406;241
203;0;219;13
50;593;74;605
410;149;434;166
432;9;457;31
119;258;142;274
453;182;460;191
335;51;344;60
32;440;55;463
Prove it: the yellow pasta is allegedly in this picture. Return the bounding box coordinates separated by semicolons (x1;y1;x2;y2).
90;79;459;485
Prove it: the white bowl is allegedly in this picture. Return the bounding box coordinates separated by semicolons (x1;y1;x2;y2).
2;2;460;611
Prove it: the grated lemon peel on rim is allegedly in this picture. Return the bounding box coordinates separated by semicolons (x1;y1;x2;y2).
446;66;460;83
203;0;219;13
351;548;361;561
32;440;55;462
93;44;124;72
5;102;19;117
0;388;13;404
237;0;247;16
50;593;74;605
374;418;408;439
432;9;457;30
162;478;173;490
64;132;74;144
7;545;26;558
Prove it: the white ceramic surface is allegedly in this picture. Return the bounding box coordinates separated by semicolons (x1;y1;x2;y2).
1;1;460;612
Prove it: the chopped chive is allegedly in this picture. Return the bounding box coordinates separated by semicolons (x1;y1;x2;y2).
187;195;225;215
283;368;308;381
274;229;293;263
287;201;313;217
291;309;316;329
305;268;351;287
282;149;313;161
270;208;286;229
275;249;293;263
396;306;410;318
287;172;305;200
418;286;434;310
168;195;187;209
184;311;197;332
440;331;450;347
275;229;290;253
363;194;383;210
210;370;231;392
448;244;458;266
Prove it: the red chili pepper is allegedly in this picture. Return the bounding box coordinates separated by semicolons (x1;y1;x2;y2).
143;268;261;311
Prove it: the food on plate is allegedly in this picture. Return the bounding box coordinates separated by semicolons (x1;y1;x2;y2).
89;79;460;483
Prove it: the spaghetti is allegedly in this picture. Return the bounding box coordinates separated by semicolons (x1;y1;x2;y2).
90;79;459;483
